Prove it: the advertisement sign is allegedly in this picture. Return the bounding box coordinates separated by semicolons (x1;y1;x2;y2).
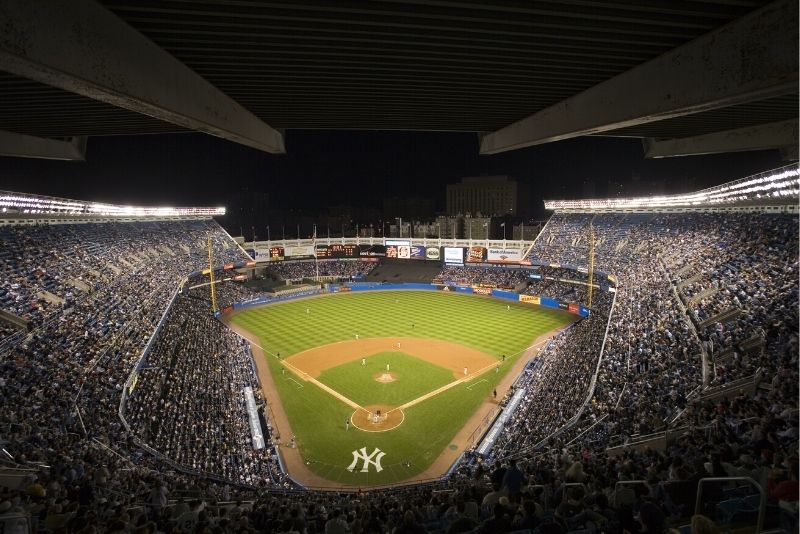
409;246;426;259
389;245;427;260
359;245;386;257
466;246;487;263
385;239;410;246
486;247;524;263
245;260;256;268
223;263;234;270
519;294;540;305
472;287;492;295
284;245;316;258
253;247;272;263
425;247;441;260
568;303;579;313
444;247;464;264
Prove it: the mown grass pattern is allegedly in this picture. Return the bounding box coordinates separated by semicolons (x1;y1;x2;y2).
232;291;573;486
317;351;455;407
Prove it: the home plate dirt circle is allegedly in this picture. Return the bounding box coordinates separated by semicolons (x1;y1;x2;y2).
351;404;404;432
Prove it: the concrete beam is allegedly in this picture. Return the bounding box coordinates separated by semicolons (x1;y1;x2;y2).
0;130;87;160
644;119;799;158
480;0;798;154
0;0;284;154
780;145;799;161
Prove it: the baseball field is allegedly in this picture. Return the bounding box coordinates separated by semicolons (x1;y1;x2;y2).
230;290;574;487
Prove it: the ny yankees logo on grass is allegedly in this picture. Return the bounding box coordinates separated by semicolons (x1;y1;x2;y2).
347;447;386;473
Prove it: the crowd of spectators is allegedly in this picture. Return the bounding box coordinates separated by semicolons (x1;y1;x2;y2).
488;311;610;460
267;260;377;281
0;209;797;533
205;279;266;310
123;292;285;486
520;213;796;448
657;214;798;386
0;219;277;529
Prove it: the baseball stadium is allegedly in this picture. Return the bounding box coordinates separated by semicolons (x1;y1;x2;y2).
1;2;799;533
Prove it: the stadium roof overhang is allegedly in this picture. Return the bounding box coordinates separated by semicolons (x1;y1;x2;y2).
0;0;796;159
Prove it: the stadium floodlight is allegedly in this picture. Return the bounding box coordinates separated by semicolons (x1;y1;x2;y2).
544;165;799;211
0;190;225;217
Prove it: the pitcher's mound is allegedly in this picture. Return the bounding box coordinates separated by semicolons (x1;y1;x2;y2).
374;371;398;383
351;404;404;432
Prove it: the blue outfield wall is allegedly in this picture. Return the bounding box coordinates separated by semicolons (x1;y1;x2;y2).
540;297;560;309
490;289;517;300
343;282;437;292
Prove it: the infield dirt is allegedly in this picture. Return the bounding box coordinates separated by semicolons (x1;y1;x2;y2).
285;337;497;379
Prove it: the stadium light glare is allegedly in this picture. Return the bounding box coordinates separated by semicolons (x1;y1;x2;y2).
544;164;799;211
0;190;226;217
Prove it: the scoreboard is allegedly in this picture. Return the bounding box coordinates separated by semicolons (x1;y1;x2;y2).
269;246;284;261
315;243;359;258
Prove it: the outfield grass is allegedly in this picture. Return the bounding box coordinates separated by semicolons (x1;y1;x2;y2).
232;291;574;486
233;291;567;358
318;351;454;407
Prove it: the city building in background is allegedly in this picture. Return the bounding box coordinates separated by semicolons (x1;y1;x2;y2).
446;175;528;217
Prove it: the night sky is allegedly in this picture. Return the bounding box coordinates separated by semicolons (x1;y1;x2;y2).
0;130;786;233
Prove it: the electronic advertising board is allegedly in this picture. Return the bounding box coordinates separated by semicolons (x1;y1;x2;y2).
486;247;524;263
444;247;464;265
284;245;316;259
396;245;425;259
466;246;487;263
359;245;387;257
